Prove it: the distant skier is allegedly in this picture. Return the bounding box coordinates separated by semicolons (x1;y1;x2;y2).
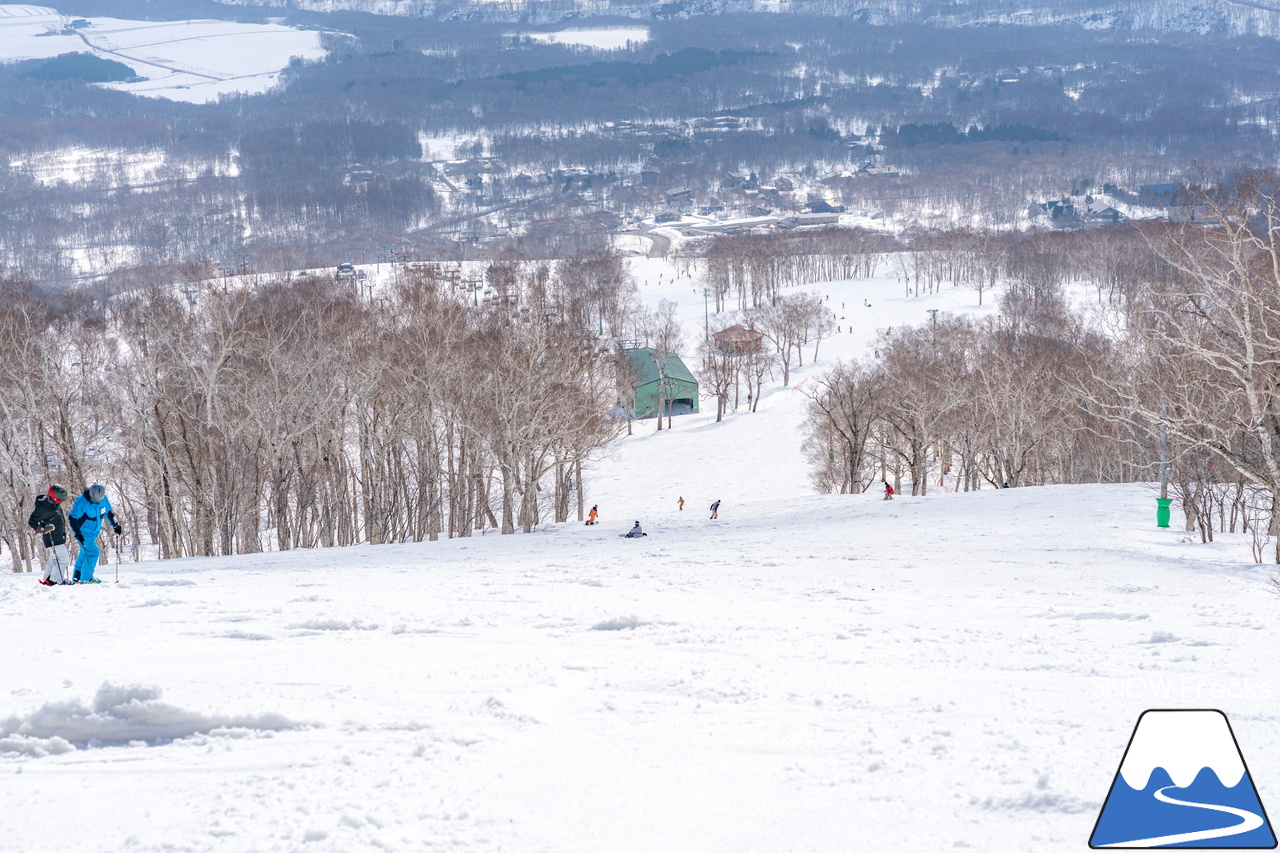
586;505;599;525
710;499;720;519
68;483;121;584
624;521;647;538
883;481;895;501
28;483;71;585
678;496;685;511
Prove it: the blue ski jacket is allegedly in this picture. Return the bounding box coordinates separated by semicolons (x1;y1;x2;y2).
69;491;117;541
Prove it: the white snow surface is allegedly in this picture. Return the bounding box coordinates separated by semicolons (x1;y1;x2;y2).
1118;710;1247;790
2;267;1279;852
0;5;326;103
520;26;650;50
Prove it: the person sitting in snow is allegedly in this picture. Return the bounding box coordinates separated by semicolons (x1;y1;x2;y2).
28;483;72;585
883;480;895;501
625;521;647;538
586;505;599;525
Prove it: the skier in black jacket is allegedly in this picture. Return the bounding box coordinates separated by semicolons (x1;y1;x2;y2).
27;484;72;585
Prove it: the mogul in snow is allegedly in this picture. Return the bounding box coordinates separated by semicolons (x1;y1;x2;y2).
28;483;72;586
68;483;122;585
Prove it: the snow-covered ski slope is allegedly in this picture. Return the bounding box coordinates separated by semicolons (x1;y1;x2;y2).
2;262;1278;852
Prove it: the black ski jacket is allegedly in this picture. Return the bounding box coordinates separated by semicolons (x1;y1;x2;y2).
27;494;67;548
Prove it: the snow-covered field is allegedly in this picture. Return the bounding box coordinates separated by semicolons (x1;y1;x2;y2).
0;5;326;103
2;267;1278;852
8;145;238;188
519;26;650;50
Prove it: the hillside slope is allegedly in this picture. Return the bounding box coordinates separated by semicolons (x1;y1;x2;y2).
1;267;1277;852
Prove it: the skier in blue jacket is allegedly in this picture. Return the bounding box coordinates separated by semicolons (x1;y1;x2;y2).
68;483;121;584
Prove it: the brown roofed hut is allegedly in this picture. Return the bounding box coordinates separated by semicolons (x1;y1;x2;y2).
712;324;764;356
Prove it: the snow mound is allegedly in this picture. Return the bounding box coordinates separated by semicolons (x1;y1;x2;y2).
976;791;1095;814
1047;610;1149;621
0;683;304;756
287;618;379;631
592;615;643;631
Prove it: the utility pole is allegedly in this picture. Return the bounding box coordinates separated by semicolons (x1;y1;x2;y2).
1160;415;1170;501
1157;356;1172;527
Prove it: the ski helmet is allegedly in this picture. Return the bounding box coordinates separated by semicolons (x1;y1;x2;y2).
48;484;68;503
87;483;106;503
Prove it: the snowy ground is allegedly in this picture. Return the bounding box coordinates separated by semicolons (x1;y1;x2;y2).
2;267;1278;852
0;5;326;103
519;26;650;50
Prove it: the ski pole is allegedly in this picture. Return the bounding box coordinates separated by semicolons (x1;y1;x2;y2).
115;533;121;584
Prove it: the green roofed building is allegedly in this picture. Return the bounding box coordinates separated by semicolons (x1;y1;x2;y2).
623;347;699;419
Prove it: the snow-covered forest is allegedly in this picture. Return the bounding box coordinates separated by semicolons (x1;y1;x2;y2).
6;175;1280;571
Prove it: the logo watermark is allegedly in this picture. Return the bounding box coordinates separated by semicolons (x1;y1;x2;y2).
1090;709;1276;848
1092;677;1274;702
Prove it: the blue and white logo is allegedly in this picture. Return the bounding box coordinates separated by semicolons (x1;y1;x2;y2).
1090;709;1276;848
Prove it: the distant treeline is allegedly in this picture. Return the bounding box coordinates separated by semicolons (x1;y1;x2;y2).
238;120;421;173
24;54;136;83
884;122;1064;147
497;48;767;90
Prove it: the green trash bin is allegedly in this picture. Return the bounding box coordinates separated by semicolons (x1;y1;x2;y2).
1156;497;1172;528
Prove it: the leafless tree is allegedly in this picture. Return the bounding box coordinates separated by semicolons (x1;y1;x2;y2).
640;299;685;431
698;340;740;423
1079;172;1280;558
803;361;891;493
